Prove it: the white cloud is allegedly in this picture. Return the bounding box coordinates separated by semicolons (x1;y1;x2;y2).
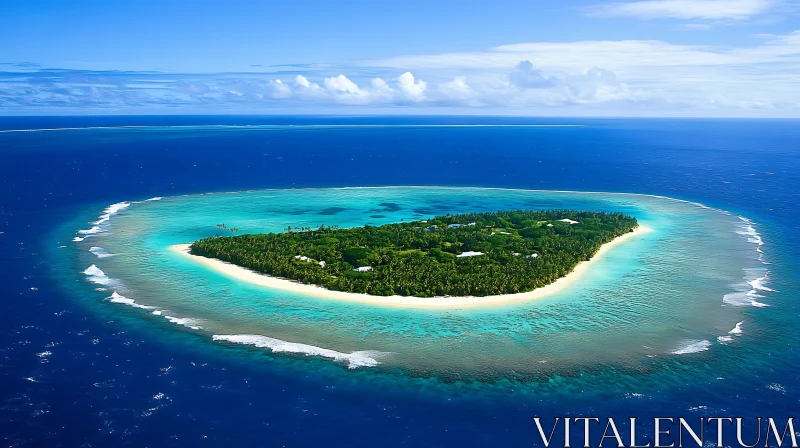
586;0;776;21
434;77;482;106
438;77;472;97
323;74;373;104
294;74;312;88
396;72;426;101
508;61;556;88
370;78;395;101
267;79;291;99
324;74;361;94
293;75;325;99
371;77;392;92
501;62;642;105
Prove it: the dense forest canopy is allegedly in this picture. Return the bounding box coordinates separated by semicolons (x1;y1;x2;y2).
190;210;638;297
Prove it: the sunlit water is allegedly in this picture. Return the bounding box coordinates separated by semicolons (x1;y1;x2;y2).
60;187;768;380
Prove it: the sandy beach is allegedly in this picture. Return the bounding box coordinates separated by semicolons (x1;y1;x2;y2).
169;225;652;309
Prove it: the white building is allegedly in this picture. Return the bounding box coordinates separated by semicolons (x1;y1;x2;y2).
558;218;579;224
354;266;373;272
456;251;484;258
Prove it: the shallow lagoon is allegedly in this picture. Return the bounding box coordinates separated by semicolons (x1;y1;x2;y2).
60;187;769;380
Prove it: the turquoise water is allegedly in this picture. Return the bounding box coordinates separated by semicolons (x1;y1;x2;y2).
59;187;767;380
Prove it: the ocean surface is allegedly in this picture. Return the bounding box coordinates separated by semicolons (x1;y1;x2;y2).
1;117;798;447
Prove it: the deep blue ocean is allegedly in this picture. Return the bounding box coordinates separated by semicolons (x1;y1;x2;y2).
1;116;798;447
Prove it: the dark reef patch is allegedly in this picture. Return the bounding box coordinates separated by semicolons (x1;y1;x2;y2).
269;208;311;216
317;207;349;216
377;202;403;212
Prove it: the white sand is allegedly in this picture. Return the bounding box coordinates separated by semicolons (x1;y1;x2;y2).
169;225;652;309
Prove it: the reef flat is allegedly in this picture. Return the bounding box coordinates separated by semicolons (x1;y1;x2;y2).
63;187;767;377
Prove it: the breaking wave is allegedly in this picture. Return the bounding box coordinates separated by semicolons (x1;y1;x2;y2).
671;340;712;355
76;201;131;237
83;265;112;286
93;202;131;225
73;198;161;244
77;226;102;235
108;292;155;310
89;247;117;258
163;316;203;330
722;218;773;308
212;334;385;369
83;262;203;330
718;321;745;344
736;217;763;247
723;268;772;308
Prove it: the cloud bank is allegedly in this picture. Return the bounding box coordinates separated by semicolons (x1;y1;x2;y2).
1;30;800;116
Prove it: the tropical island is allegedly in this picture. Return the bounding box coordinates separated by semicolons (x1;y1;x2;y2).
186;210;640;298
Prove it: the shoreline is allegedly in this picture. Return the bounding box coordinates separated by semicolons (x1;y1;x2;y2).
169;225;652;309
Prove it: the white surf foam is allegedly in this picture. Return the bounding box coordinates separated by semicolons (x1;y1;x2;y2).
736;217;763;246
717;336;734;343
736;217;771;266
89;246;118;258
102;201;131;215
729;321;744;335
92;202;131;225
76;201;131;238
83;265;111;285
78;226;102;235
746;269;774;292
212;334;384;369
72;236;86;242
164;315;203;330
723;267;773;308
723;290;770;308
671;340;712;355
108;292;155;310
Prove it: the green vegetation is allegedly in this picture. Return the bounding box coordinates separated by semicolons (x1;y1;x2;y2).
190;210;638;297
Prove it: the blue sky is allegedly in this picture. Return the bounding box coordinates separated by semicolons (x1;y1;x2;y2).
2;0;799;116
